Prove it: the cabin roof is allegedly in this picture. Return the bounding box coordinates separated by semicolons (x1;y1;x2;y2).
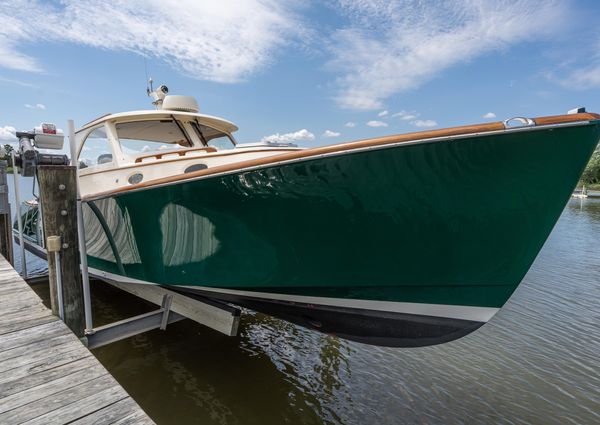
76;110;239;135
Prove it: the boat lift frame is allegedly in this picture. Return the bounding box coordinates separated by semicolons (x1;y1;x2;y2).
11;119;240;349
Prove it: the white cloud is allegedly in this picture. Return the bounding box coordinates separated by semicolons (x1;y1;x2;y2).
482;112;496;119
322;130;341;138
551;55;600;89
0;1;304;82
563;66;600;87
24;103;46;110
0;76;37;88
366;120;388;127
378;110;388;117
392;110;418;120
344;122;356;127
412;119;437;128
329;1;566;109
261;129;315;143
0;126;16;141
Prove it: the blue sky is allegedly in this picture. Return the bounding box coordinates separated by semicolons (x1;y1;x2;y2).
1;0;600;148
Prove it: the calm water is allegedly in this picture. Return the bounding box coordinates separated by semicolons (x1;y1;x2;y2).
20;183;600;424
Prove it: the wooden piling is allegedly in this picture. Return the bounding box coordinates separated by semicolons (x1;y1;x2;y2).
37;165;84;337
0;161;13;266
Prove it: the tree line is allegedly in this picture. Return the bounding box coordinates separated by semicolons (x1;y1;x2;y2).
1;144;14;167
580;145;600;186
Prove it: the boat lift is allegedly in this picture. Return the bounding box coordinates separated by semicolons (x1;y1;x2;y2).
10;120;240;349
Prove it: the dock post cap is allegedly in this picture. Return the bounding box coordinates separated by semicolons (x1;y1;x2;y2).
46;235;62;252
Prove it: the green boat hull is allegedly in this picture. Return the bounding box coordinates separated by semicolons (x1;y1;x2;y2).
82;121;600;346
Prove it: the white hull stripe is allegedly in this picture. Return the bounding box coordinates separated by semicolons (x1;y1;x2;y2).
89;267;499;323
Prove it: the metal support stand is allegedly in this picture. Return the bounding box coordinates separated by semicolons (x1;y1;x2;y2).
160;294;173;330
11;152;27;278
85;294;184;349
68;119;93;333
54;251;64;320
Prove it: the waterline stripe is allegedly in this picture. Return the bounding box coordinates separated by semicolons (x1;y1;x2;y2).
88;267;499;323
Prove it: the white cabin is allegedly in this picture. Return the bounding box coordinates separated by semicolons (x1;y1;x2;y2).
76;96;302;197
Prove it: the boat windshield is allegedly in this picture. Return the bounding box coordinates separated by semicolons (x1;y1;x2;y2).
190;121;236;150
115;119;235;156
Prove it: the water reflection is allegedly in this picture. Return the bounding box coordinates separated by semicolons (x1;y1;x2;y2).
84;198;141;264
160;203;220;266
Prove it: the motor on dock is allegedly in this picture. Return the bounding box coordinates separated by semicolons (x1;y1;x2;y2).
14;123;69;176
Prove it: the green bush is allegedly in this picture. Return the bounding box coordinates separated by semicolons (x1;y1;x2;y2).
581;148;600;185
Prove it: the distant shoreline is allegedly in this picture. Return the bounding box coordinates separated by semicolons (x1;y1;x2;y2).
577;183;600;191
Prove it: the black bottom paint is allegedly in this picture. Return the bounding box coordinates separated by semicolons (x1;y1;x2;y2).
172;287;484;347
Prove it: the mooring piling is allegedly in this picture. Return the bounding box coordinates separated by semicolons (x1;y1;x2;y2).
37;165;85;337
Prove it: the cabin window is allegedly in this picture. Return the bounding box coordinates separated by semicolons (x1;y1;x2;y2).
116;120;192;156
79;127;113;168
206;134;235;150
191;121;235;150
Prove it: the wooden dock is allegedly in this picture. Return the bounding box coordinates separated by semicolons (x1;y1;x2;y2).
0;256;155;424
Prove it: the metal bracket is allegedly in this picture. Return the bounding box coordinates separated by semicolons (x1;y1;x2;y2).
160;294;173;331
84;293;185;349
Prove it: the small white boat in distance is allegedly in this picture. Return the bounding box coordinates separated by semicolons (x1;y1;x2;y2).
572;186;588;198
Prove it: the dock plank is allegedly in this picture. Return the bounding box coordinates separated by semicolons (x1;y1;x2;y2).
113;409;156;425
0;297;45;315
0;374;121;424
0;304;52;323
0;337;86;374
71;397;145;425
0;255;154;424
0;356;98;398
0;320;70;353
0;331;75;363
23;385;132;425
0;345;92;386
0;363;108;414
0;312;57;336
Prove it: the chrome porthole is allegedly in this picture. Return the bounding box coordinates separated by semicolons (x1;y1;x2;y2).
185;163;208;173
128;173;144;184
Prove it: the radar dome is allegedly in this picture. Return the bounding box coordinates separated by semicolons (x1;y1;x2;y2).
161;95;199;113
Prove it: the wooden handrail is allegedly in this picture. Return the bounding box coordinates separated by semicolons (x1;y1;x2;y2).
134;146;217;163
